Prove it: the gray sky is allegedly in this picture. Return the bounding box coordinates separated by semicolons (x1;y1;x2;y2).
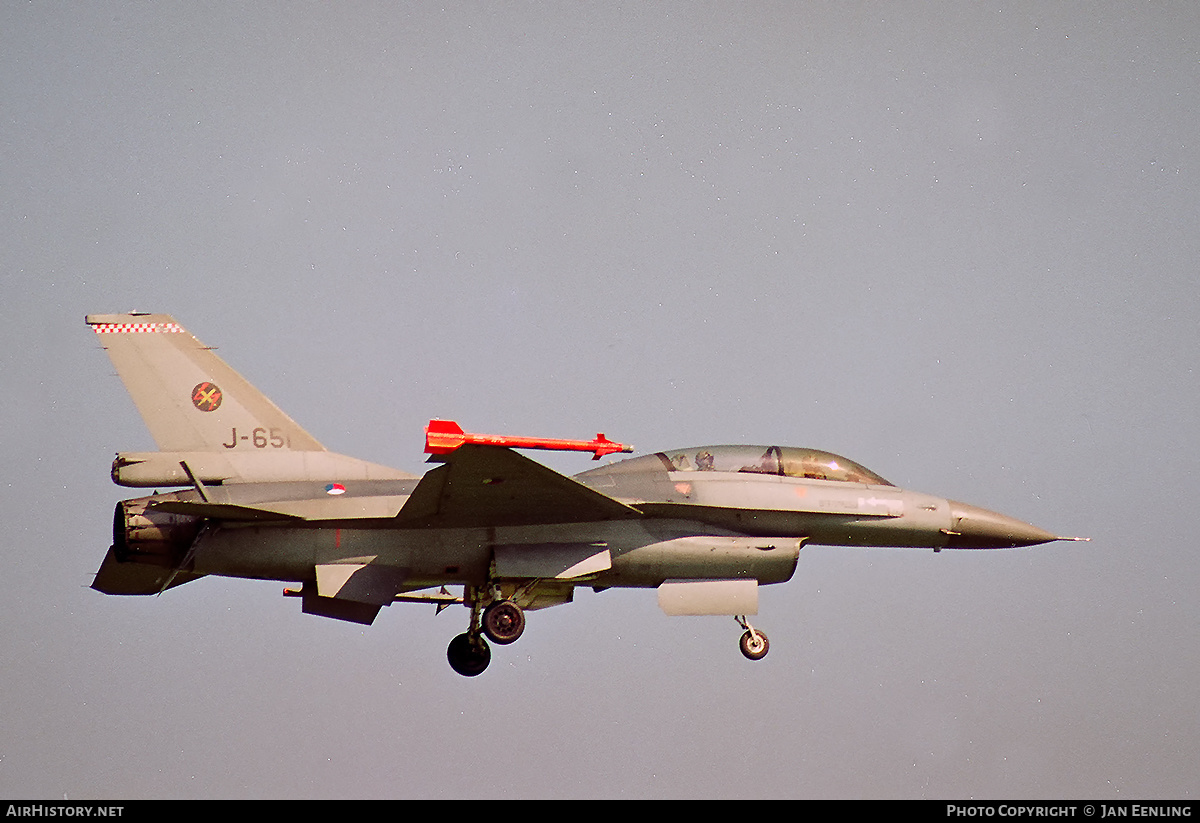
2;2;1197;799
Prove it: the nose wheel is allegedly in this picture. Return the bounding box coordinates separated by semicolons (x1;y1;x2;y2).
736;615;769;660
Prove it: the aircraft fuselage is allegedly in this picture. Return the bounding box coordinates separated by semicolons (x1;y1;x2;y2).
88;312;1074;675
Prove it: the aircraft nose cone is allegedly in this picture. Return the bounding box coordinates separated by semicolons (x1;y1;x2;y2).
945;500;1058;548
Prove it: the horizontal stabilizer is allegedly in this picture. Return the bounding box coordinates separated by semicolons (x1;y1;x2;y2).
91;545;205;595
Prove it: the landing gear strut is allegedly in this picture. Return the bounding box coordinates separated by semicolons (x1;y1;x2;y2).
446;587;528;676
735;615;769;660
446;586;491;677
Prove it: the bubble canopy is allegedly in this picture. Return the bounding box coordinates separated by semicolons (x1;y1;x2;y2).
593;445;894;486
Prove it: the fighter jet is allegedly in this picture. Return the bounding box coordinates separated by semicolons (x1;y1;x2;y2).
86;313;1083;676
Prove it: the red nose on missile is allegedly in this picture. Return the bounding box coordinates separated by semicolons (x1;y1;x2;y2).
425;419;634;460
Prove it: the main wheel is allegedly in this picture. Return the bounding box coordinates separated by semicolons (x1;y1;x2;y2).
739;629;769;660
447;632;491;677
482;600;526;645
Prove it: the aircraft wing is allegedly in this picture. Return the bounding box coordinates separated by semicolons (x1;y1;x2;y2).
396;444;642;528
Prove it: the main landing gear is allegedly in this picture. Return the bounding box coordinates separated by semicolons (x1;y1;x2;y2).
482;599;525;645
446;589;527;677
446;631;491;677
735;615;769;660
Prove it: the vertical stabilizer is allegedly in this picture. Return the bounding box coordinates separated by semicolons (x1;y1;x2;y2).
86;313;325;453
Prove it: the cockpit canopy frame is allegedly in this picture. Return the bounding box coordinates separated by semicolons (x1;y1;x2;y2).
619;445;894;486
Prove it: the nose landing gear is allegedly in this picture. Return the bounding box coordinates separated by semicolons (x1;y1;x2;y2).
735;615;769;660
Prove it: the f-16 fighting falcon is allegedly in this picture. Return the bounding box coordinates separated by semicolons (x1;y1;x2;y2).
86;313;1084;676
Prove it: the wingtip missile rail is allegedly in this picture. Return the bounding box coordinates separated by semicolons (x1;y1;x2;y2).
425;419;634;460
